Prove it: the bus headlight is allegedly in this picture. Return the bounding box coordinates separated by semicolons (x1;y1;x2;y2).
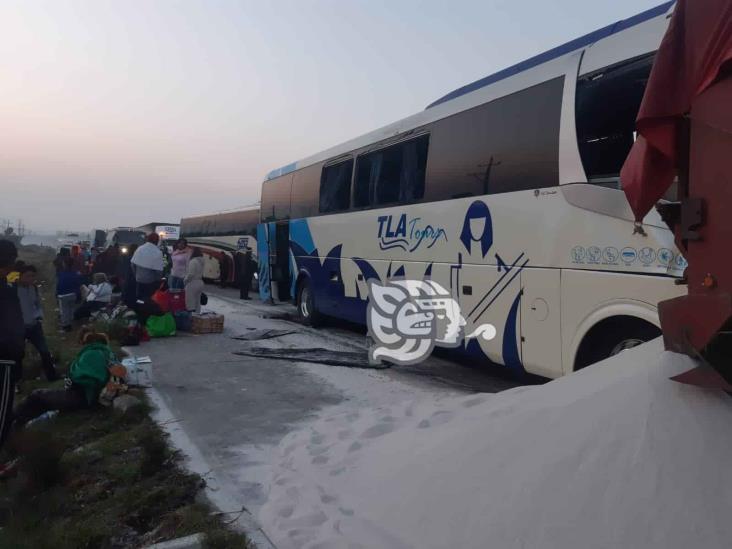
121;246;129;254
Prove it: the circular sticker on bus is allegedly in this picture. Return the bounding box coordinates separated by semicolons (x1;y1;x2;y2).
602;247;619;264
620;247;637;264
638;247;656;265
587;246;601;263
657;248;674;265
571;246;586;262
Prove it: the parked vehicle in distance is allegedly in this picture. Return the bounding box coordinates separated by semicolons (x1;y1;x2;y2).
105;227;146;254
155;225;180;251
92;229;107;249
179;209;258;286
256;1;685;378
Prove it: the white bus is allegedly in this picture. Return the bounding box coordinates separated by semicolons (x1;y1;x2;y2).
257;1;685;377
180;209;258;284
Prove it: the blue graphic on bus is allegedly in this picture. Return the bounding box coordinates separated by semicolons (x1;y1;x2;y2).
276;200;527;371
256;224;271;302
459;200;493;258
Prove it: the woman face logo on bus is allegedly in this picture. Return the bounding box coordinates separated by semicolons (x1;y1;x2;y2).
459;200;493;258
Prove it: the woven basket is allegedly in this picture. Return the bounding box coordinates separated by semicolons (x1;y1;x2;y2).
191;313;224;334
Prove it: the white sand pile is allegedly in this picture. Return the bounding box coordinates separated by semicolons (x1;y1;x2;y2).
259;339;732;549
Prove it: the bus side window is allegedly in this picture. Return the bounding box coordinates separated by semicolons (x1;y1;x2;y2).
576;53;655;188
423;77;563;201
399;136;429;202
319;159;354;214
291;163;320;219
353;135;429;209
261;173;293;222
353;156;373;208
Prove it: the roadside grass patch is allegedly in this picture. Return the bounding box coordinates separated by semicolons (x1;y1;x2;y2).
0;245;251;548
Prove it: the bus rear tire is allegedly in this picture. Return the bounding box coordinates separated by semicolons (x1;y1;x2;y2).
574;316;661;370
297;278;321;327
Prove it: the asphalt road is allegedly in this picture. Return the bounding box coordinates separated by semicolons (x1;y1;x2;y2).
140;286;523;546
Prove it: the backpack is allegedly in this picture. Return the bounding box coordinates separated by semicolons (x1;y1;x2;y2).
145;313;176;338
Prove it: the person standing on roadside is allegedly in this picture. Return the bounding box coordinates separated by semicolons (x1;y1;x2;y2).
17;265;58;382
91;247;108;275
82;244;92;266
104;244;120;277
70;245;85;273
121;243;138;306
130;233;164;301
219;255;229;288
184;247;205;313
56;260;81;331
161;244;172;280
169;238;192;290
0;241;24;403
53;248;71;276
236;248;256;300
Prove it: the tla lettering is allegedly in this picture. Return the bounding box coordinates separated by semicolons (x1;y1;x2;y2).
377;214;447;253
378;215;408;238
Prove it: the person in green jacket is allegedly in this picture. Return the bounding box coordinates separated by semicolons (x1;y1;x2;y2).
13;332;115;427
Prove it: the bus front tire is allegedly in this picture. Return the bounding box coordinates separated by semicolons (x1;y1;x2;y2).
574;316;661;370
297;278;321;327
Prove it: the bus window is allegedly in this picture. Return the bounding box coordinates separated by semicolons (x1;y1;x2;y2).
353;135;429;208
261;174;292;221
319;159;353;213
424;77;563;201
399;136;429;202
291;163;320;219
576;53;655;187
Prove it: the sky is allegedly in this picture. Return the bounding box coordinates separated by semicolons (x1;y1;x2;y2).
0;0;663;233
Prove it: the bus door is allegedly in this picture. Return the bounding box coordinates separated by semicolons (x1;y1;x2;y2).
520;268;562;377
269;221;291;302
257;224;272;302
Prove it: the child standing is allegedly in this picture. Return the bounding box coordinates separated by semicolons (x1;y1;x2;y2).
16;265;58;384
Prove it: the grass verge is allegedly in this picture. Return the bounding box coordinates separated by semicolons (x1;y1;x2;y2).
0;245;251;548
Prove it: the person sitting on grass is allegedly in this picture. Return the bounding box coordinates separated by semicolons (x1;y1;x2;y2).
73;272;113;321
12;332;116;428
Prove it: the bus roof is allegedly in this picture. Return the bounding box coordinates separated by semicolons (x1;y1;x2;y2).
180;209;260;238
426;1;674;109
264;1;674;183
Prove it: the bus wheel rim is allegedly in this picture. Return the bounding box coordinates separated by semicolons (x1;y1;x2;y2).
610;338;644;356
301;288;310;317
